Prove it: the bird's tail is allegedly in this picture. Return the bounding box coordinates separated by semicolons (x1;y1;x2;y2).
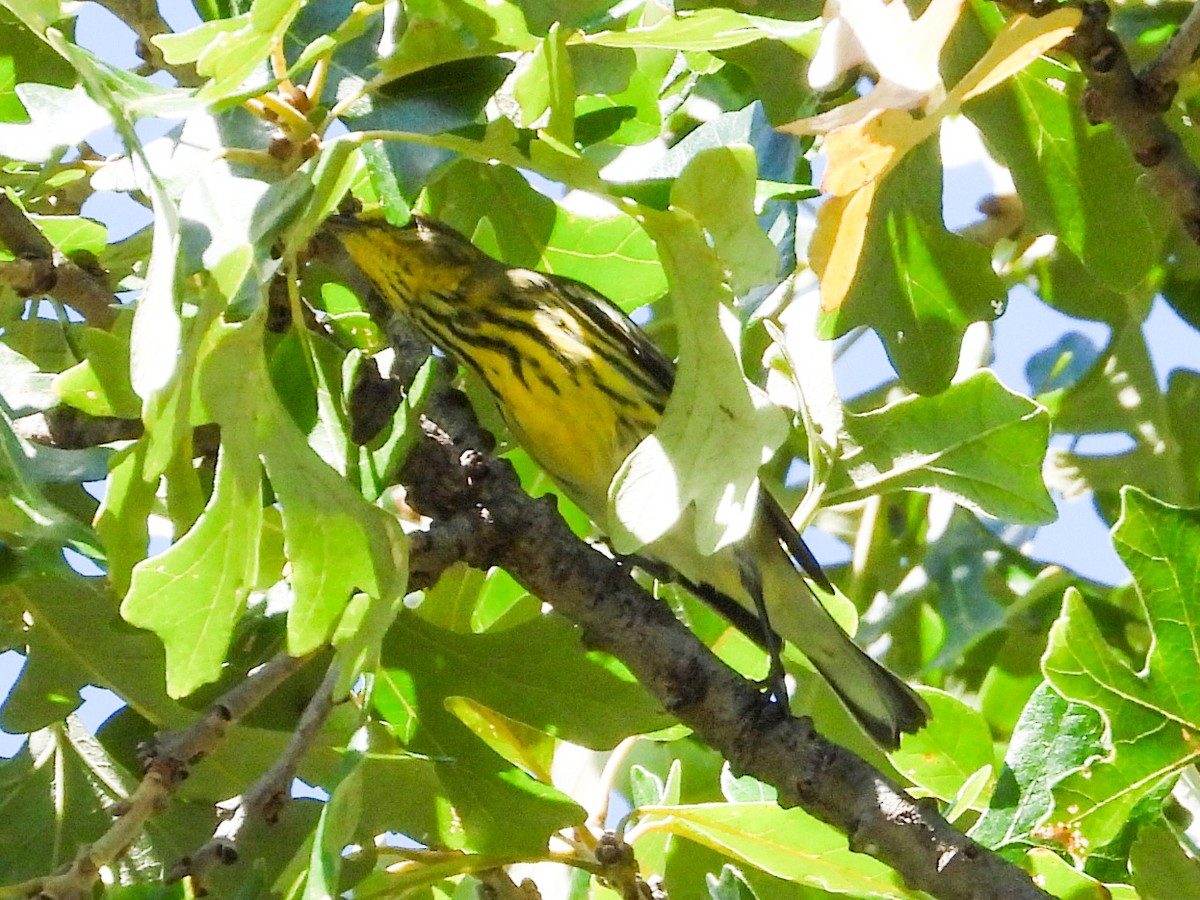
758;549;930;749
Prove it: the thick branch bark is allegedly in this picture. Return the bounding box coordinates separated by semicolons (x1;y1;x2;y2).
8;373;1055;898
397;386;1053;900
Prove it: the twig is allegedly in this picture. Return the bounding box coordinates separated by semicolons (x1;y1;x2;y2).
1141;0;1200;93
170;659;343;892
14;407;222;456
395;384;1054;900
478;869;543;900
1004;0;1200;242
0;194;119;328
90;0;201;86
11;652;314;899
13;408;143;447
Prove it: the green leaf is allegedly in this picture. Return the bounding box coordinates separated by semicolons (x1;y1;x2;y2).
1129;822;1200;899
305;729;366;900
152;16;247;65
376;0;536;82
1034;245;1129;325
720;766;776;804
1158;237;1200;334
827;370;1055;524
0;545;187;733
381;612;671;748
610;207;788;555
1018;848;1133;900
1050;324;1161;438
965;57;1169;292
93;441;157;597
717;39;818;127
0;396;98;552
43;34;199;120
517;0;612;32
970;682;1102;850
425;160;667;309
343;56;517;199
511;23;574;144
633;760;681;875
1167;370;1200;499
0;82;109;161
375;615;589;854
331;588;405;698
916;512;1015;671
631;761;675;808
1042;489;1200;849
634;802;920;897
54;322;141;418
0;719;175;883
258;415;405;655
890;689;993;805
164;0;306;103
1025;332;1102;397
0;0;67;37
707;865;759;900
816;137;1004;395
0;318;80;376
672;145;778;294
570;44;669;147
341;733;445;852
127;318;407;695
0;341;56;414
112;111;310;314
121;406;263;698
29;213;107;257
582;9;819;52
120;187;188;482
445;696;557;783
0;14;76;94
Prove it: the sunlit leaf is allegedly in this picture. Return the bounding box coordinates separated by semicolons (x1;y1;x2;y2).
611;205;788;555
890;689;993;804
635;802;920;896
1042;491;1200;849
827;370;1055;523
583;8;818;52
0;83;109;162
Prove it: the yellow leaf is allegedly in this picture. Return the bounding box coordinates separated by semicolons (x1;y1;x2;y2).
952;9;1081;104
821;108;939;195
445;696;556;784
809;181;877;312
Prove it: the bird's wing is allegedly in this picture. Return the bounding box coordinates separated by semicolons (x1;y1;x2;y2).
760;491;834;593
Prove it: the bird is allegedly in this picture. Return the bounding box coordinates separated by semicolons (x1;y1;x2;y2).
327;212;929;748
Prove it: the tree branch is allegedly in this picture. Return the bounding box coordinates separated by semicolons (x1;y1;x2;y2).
0;194;119;329
7;652;314;900
1006;0;1200;241
14;406;222;457
395;385;1054;900
90;0;201;86
1141;0;1200;95
13;407;144;448
170;659;342;893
